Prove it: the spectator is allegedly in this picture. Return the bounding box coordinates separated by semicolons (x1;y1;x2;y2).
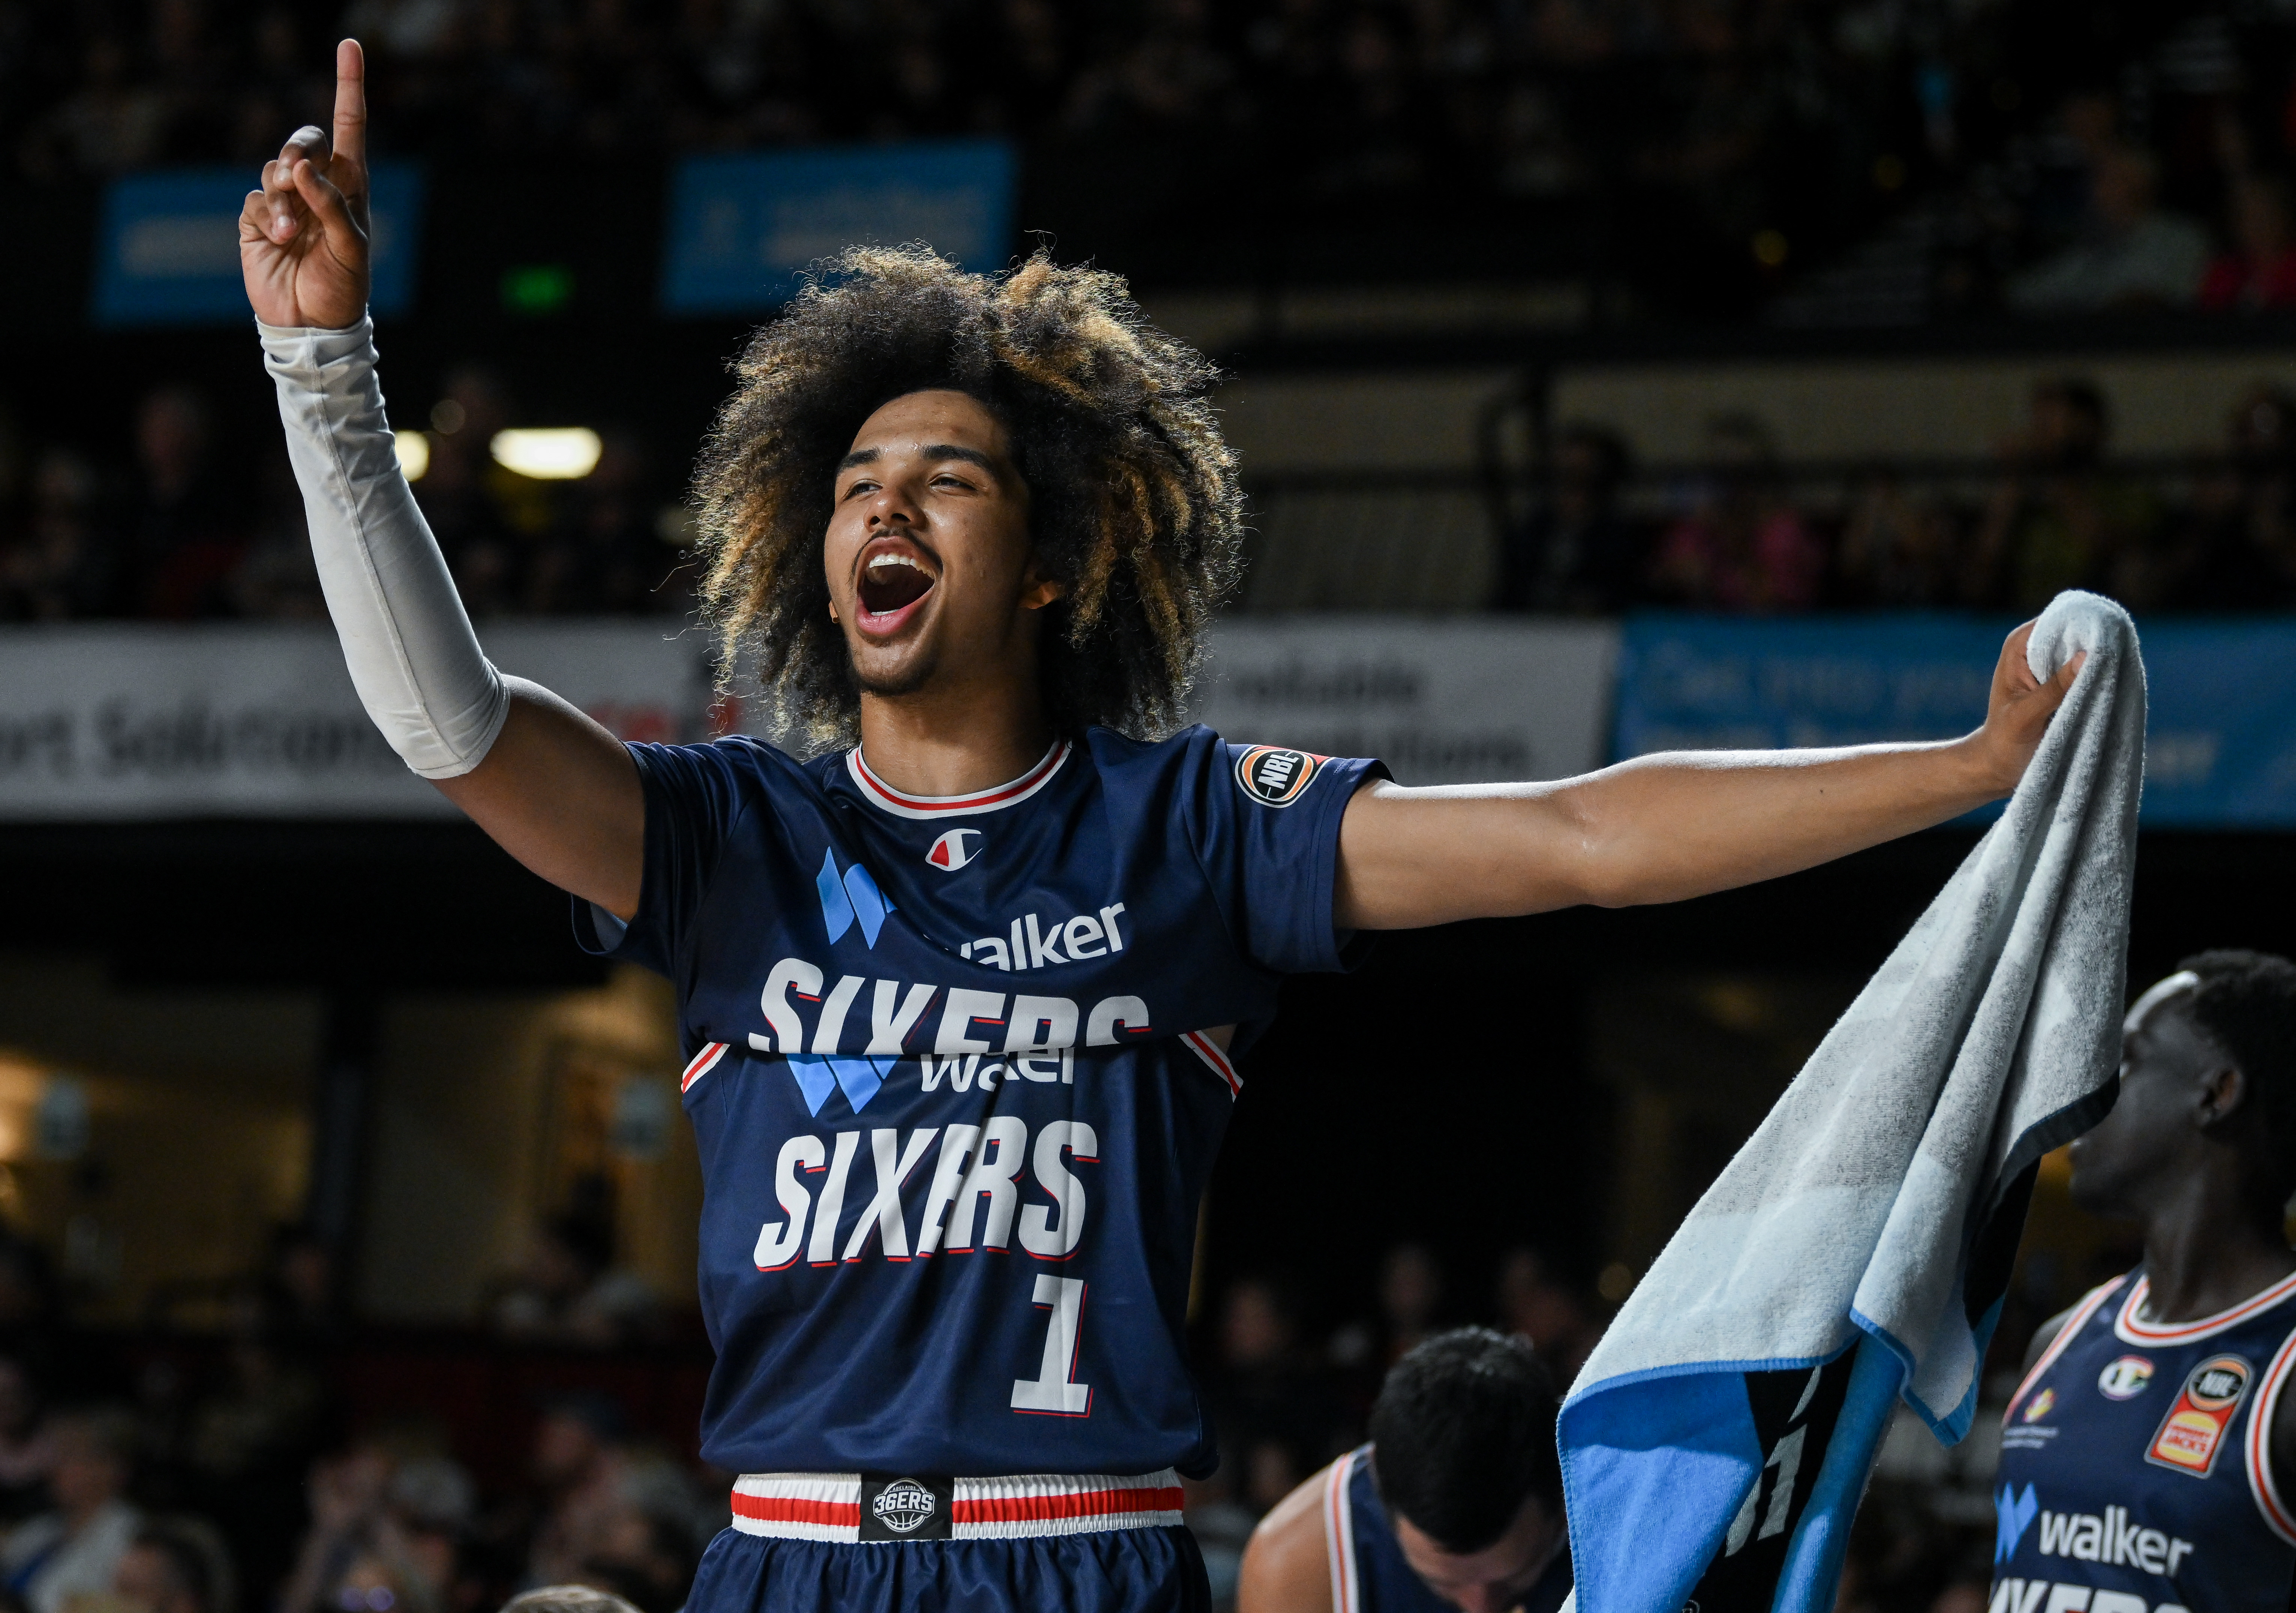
487;1211;659;1349
517;1395;633;1590
1647;415;1825;611
2199;173;2296;312
116;387;244;621
2121;385;2296;611
1494;1249;1596;1382
1;1407;142;1613
278;1440;477;1613
112;1519;233;1613
1971;379;2158;611
1836;470;1962;608
1204;1277;1347;1508
0;451;112;623
2007;144;2210;315
0;1355;54;1523
1495;425;1641;613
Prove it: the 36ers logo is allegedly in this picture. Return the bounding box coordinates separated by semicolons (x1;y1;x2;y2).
1234;746;1323;808
2146;1353;2251;1477
871;1478;938;1533
927;828;982;871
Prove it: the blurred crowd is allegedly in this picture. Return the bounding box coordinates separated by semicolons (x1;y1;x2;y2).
5;0;2296;317
1498;377;2296;615
0;1220;718;1613
0;373;695;625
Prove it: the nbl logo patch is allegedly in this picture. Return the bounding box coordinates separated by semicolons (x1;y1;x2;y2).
1235;746;1323;808
2146;1353;2251;1477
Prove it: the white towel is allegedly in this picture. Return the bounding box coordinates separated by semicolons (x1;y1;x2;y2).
1556;591;2146;1613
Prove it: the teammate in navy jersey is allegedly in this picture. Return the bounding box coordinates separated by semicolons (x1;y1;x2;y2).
1995;952;2296;1613
242;44;2084;1613
1239;1329;1571;1613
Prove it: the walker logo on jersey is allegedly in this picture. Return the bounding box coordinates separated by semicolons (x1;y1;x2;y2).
926;828;983;871
817;850;895;947
2146;1353;2251;1477
2023;1388;2056;1422
2098;1355;2155;1400
2027;1504;2197;1575
1993;1482;2038;1563
1234;745;1322;807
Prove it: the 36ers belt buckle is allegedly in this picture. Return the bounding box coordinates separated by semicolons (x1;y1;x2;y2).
857;1473;955;1541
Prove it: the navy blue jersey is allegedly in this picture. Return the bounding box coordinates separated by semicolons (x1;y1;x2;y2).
579;727;1382;1480
1993;1267;2296;1613
1325;1446;1572;1613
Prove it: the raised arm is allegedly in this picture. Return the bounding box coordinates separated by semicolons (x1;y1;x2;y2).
1334;620;2082;929
241;41;642;917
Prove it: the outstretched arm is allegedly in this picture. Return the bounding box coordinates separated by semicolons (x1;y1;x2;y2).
1334;621;2081;929
242;42;641;917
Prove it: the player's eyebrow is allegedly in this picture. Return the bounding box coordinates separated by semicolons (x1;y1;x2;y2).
836;445;1001;474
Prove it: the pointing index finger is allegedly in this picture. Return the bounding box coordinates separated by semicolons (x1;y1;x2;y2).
332;38;367;171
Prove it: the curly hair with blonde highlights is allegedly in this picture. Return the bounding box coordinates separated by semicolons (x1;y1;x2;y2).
691;246;1245;747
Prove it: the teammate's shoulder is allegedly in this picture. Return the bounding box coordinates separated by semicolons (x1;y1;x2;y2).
1238;1457;1341;1613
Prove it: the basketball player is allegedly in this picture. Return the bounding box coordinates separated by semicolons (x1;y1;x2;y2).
1238;1329;1570;1613
1995;952;2296;1613
240;44;2083;1613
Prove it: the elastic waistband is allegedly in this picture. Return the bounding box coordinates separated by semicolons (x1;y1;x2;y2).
729;1469;1185;1542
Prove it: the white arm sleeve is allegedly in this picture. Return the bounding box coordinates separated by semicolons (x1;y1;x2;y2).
258;317;510;779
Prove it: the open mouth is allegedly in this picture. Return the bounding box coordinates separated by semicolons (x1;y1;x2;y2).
855;543;937;633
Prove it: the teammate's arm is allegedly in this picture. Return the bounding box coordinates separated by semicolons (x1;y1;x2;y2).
1334;620;2081;929
241;42;642;918
1237;1462;1337;1613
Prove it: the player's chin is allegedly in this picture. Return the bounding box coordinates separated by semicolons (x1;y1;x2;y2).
849;633;940;700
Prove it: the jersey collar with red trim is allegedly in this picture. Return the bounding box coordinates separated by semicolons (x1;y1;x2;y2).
2115;1265;2296;1345
845;738;1072;821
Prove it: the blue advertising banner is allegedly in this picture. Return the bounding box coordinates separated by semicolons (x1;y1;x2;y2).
1614;613;2296;827
659;140;1018;314
93;164;425;327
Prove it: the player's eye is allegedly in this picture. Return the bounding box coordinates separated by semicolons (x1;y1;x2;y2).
843;477;879;498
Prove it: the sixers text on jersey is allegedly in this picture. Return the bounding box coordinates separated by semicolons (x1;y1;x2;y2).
578;728;1382;1481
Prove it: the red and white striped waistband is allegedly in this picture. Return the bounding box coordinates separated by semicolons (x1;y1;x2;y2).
729;1469;1184;1542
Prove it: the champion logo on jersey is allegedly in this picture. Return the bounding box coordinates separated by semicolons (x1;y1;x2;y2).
817;850;895;947
926;828;983;871
1234;745;1323;807
2098;1355;2154;1400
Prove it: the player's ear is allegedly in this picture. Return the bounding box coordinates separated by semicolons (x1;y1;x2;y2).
1017;557;1065;612
2196;1059;2246;1127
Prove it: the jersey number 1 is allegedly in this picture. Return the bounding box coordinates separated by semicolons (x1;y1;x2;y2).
1011;1275;1092;1415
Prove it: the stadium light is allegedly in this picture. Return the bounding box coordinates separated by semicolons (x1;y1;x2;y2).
491;427;602;480
394;429;430;481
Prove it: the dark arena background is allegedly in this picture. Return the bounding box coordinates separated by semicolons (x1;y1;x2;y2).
6;5;2296;1612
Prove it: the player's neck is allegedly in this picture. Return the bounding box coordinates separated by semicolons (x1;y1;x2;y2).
2136;1168;2296;1323
856;676;1056;799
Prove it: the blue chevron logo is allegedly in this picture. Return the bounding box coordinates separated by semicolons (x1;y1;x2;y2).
817;849;893;948
1995;1482;2037;1563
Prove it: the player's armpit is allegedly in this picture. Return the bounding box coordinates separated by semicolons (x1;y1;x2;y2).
431;680;646;920
1237;1463;1338;1613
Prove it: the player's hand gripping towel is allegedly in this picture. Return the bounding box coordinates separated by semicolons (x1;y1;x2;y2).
1557;591;2145;1613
